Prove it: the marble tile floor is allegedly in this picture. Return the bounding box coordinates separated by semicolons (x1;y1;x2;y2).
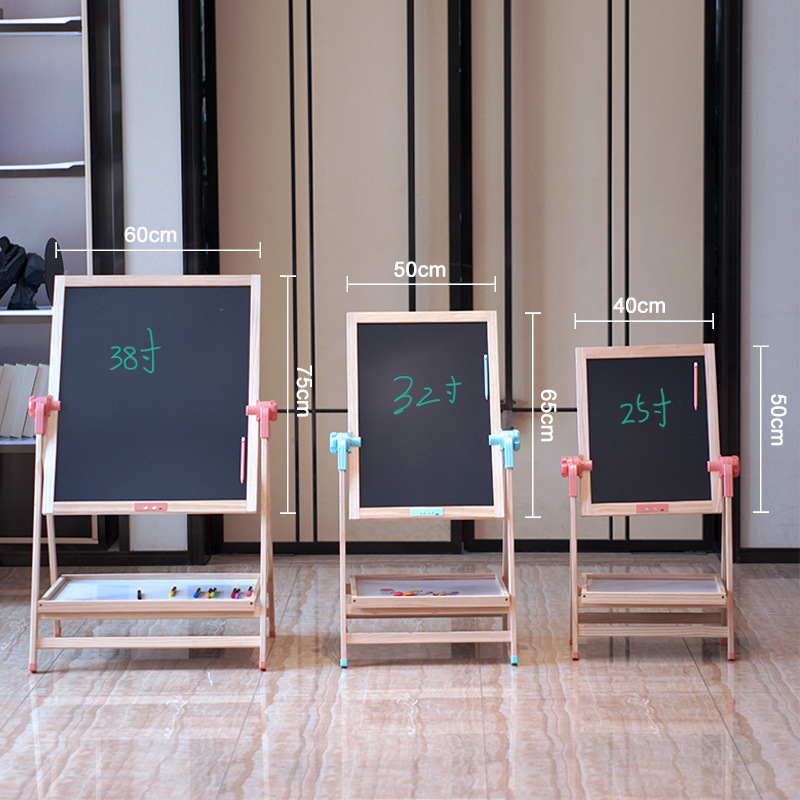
0;553;797;799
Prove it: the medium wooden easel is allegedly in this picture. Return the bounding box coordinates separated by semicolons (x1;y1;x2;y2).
28;397;278;672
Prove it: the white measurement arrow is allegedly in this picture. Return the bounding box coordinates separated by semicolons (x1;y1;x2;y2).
525;312;542;520
280;274;297;516
56;243;263;257
346;276;497;292
573;312;715;329
753;345;770;515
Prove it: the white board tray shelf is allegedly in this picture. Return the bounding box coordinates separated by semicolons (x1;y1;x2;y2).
39;573;261;618
350;573;509;612
580;572;726;607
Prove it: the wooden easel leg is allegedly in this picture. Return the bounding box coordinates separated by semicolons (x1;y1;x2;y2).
505;469;518;665
28;433;44;673
569;495;579;660
338;470;348;668
45;515;61;637
265;439;275;639
258;438;269;670
724;495;735;660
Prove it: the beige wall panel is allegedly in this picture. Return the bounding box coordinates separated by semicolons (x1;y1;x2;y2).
413;0;450;314
471;1;505;332
315;414;451;543
511;1;609;410
629;515;704;541
312;0;410;411
216;0;293;543
628;0;705;347
475;413;608;541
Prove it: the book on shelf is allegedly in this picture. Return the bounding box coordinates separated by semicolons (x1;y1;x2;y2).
21;364;49;438
0;363;44;438
0;365;12;429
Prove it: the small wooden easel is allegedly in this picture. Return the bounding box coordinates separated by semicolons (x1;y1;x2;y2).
562;344;739;660
28;397;278;672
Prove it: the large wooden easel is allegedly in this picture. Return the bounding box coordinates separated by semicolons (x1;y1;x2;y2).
562;344;740;660
28;275;277;671
332;311;519;667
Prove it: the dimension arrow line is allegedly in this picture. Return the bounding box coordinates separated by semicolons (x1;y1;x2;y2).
525;312;542;520
573;313;715;329
57;243;263;257
753;345;770;514
281;274;297;516
346;276;497;292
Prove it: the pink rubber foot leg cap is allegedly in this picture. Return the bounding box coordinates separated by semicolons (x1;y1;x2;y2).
259;661;266;671
29;663;37;673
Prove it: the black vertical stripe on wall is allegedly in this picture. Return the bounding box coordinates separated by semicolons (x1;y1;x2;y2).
623;0;630;347
503;0;513;416
704;0;743;557
407;0;417;312
289;0;301;542
88;0;124;277
447;0;473;313
606;0;613;348
306;0;319;541
447;0;473;550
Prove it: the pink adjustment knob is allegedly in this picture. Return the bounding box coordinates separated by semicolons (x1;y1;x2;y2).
246;400;279;439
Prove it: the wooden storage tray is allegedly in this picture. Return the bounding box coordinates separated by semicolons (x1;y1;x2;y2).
350;573;508;613
39;573;262;619
580;572;726;607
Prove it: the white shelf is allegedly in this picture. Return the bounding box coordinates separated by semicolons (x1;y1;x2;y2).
0;16;81;35
0;438;36;452
0;308;53;317
0;162;85;175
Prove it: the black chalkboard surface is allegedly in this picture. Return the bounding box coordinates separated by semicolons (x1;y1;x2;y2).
576;344;721;516
347;311;503;519
43;276;260;514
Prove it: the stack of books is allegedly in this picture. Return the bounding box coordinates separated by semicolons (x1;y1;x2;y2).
0;363;49;439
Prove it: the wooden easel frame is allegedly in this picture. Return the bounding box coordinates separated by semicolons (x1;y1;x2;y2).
28;275;276;671
43;275;261;515
335;448;518;666
346;311;505;520
564;344;738;661
333;311;518;666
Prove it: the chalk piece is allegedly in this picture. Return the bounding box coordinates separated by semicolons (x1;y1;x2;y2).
246;586;253;597
393;592;403;596
137;589;143;600
193;587;201;598
169;586;177;597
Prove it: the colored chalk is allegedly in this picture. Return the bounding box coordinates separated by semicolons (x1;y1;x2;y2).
193;587;202;598
209;587;217;598
231;588;239;599
169;586;177;597
246;586;253;597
